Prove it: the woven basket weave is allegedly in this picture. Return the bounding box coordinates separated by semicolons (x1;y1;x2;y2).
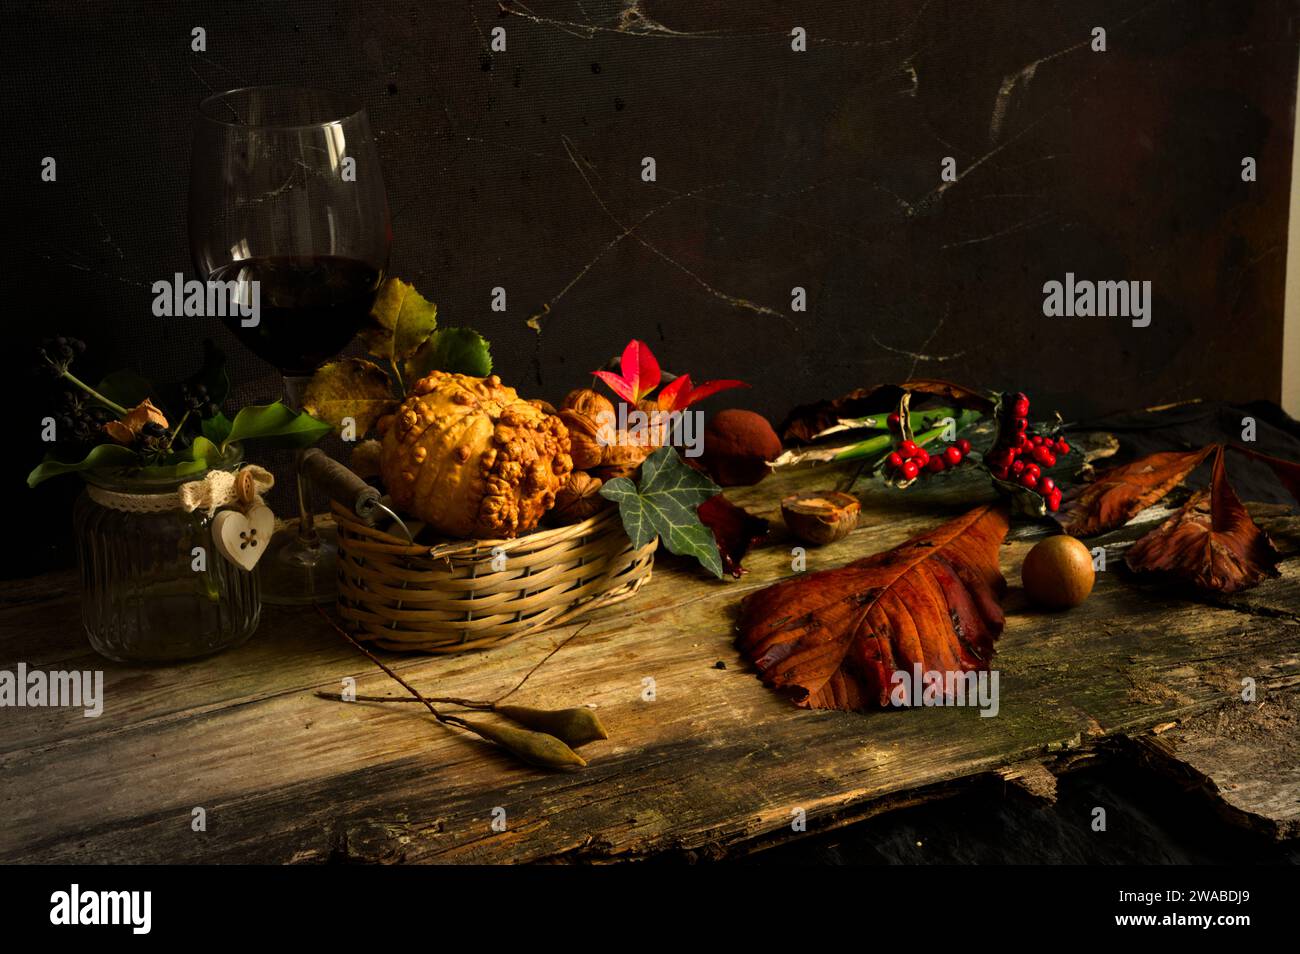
333;501;656;653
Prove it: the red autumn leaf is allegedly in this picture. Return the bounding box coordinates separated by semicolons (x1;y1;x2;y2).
1127;447;1279;593
592;339;661;404
1058;445;1217;537
697;493;769;578
736;504;1009;710
655;373;749;412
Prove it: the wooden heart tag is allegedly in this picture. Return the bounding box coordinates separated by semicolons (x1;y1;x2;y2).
211;505;275;571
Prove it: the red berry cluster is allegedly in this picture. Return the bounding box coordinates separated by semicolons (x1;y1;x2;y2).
985;392;1070;511
882;413;972;480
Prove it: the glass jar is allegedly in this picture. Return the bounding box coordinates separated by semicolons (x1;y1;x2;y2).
73;447;261;662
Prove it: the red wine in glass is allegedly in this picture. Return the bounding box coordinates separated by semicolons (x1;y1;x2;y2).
210;255;383;376
189;87;391;604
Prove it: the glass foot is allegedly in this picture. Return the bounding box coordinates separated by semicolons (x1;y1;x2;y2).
258;525;339;605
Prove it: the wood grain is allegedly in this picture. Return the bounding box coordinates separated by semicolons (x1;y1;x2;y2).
1;457;1297;863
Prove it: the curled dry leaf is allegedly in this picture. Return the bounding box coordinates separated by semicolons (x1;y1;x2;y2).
1127;447;1279;593
1058;445;1216;537
697;493;769;578
779;379;995;444
736;504;1009;710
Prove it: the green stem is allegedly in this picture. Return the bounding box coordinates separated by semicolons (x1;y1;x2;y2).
168;409;192;446
61;370;129;416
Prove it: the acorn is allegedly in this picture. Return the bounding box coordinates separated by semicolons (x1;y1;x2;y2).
1021;535;1095;609
700;409;782;486
781;491;861;546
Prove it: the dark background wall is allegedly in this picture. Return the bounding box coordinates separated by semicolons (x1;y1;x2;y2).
6;0;1298;575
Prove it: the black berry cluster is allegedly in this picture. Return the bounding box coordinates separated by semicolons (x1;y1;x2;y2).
52;389;114;444
34;336;86;376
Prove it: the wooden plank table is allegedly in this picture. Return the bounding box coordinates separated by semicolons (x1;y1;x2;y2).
2;455;1297;862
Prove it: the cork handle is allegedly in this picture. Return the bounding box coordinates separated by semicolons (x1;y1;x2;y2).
299;449;383;526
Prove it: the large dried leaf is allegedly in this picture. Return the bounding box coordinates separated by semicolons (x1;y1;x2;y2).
1127;447;1279;593
1058;445;1216;537
779;379;994;443
736;504;1009;710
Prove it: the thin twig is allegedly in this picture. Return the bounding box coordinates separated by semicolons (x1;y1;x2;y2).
313;605;458;728
495;621;592;703
314;689;490;709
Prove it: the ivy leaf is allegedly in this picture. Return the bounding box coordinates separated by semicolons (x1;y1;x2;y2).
301;358;397;436
405;326;493;380
362;277;438;362
736;504;1010;710
600;446;724;578
27;444;140;488
221;401;331;450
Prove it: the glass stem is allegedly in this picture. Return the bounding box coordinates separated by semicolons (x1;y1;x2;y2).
282;375;320;550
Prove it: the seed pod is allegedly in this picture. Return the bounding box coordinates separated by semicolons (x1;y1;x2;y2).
494;705;610;747
458;718;587;769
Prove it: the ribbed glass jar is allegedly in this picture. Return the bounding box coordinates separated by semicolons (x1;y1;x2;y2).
73;448;261;662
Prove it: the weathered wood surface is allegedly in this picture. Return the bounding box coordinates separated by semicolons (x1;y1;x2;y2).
1;460;1297;863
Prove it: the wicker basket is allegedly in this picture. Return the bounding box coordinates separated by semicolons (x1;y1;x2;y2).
332;501;656;653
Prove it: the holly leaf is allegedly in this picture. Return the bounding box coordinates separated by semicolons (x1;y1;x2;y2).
405;326;493;380
1058;445;1216;537
1126;447;1279;593
27;444;140;488
697;493;769;578
362;277;438;362
736;504;1009;710
301;358;397;436
221;401;331;450
600;446;723;578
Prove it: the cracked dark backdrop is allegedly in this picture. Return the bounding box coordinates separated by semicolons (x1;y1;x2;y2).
6;0;1298;575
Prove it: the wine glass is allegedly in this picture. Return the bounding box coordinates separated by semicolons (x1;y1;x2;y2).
189;87;391;604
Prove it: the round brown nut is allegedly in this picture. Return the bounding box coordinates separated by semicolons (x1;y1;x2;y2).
1021;535;1095;609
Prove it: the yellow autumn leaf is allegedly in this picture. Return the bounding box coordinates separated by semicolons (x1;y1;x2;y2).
301;358;397;436
363;277;438;362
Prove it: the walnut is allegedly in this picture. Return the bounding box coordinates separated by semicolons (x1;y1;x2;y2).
551;472;607;523
559;388;617;471
379;372;573;538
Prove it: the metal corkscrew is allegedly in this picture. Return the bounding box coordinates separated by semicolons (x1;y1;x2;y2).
298;448;414;543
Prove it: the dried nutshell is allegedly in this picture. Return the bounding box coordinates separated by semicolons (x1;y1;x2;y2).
559;388;617;471
781;491;861;546
551;472;607;523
